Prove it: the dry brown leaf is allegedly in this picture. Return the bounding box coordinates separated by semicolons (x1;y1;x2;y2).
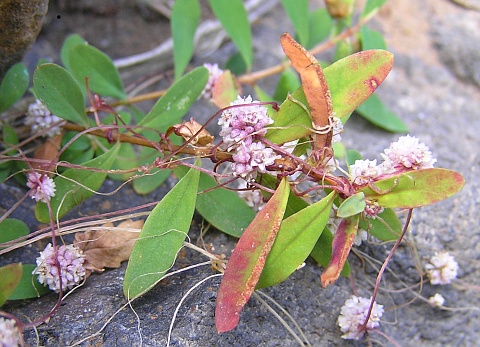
74;219;143;272
170;118;214;146
32;133;62;172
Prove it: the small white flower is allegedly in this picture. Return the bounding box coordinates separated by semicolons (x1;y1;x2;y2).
0;317;21;346
33;243;86;292
425;252;458;285
350;159;382;186
200;63;224;100
338;295;384;340
237;180;265;212
381;135;436;171
331;116;343;143
25;99;64;137
428;293;445;307
26;172;56;203
353;229;368;246
249;142;280;173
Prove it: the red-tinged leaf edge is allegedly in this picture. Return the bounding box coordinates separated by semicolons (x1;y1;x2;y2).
360;168;465;209
320;215;359;287
215;178;290;333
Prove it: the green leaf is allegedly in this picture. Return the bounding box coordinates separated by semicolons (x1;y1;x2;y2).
59;148;95;169
224;51;247;75
123;164;200;299
7;264;50;300
359;208;402;241
306;8;333;49
0;63;29;113
215;178;290;333
174;167;256;238
132;147;171;195
69;44;126;99
326;50;394;121
61;34;87;71
0;168;10;183
337;192;366;218
257;191;335;289
360;168;465;208
138;67;208;133
253;85;272;102
280;0;309;46
0;218;29;247
133;168;171;195
33;63;89;127
361;0;388;19
360;26;387;50
333;39;353;62
310;227;350;277
356;93;408;132
267;50;394;144
208;0;253;70
1;123;19;157
0;263;22;306
35;143;121;223
106;142;137;181
171;0;201;79
273;67;301;102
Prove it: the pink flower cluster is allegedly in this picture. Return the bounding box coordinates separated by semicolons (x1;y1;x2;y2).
350;135;437;186
219;96;279;178
33;243;86;292
26;172;56;203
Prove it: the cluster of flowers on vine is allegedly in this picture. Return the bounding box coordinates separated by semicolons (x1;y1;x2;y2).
219;95;279;179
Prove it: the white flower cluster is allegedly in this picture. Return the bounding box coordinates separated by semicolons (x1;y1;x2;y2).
331;116;344;143
428;293;445;307
25;99;64;137
382;135;437;170
353;229;368;246
0;317;21;347
33;243;86;292
350;159;382;186
200;63;224;101
236;180;266;212
219;96;279;179
26;172;56;203
350;135;437;186
337;295;384;340
425;252;458;285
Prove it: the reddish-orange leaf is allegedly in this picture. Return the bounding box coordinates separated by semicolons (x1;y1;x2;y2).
212;70;241;108
280;33;333;153
32;133;62;172
321;214;359;287
215;178;290;333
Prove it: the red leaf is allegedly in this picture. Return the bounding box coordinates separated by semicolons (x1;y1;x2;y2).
280;33;333;155
215;178;290;333
320;215;359;287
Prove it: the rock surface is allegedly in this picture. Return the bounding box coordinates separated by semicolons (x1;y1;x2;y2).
2;0;479;346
